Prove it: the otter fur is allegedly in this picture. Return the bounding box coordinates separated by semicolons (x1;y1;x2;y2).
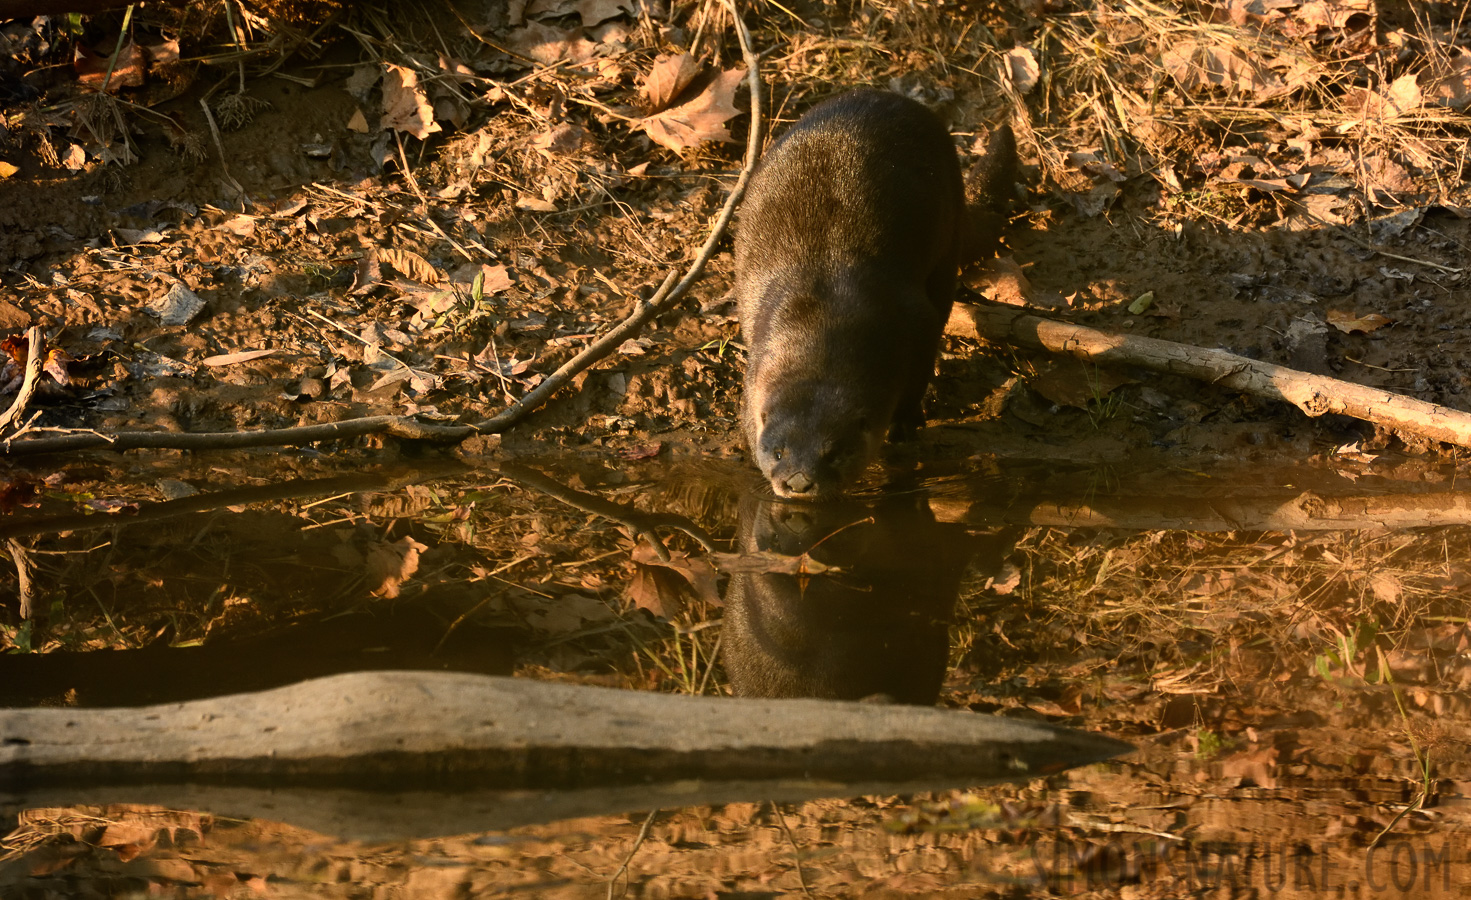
735;89;1013;500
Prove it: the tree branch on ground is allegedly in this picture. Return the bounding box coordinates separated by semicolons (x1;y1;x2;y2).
951;301;1471;450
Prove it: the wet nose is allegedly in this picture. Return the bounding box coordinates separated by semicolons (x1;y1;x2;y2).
781;471;814;496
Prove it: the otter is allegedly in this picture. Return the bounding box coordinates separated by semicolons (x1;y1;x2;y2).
735;89;1015;500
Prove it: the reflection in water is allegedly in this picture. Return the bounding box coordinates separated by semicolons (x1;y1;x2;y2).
723;490;1010;704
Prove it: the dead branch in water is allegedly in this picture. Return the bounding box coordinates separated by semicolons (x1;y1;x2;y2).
951;301;1471;450
0;1;764;459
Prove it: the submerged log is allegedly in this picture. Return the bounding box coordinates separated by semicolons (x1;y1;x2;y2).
1;671;1130;838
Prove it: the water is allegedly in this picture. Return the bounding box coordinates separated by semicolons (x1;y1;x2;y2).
1;451;1468;896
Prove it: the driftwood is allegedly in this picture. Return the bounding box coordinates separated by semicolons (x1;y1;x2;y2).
951;301;1471;449
1;671;1131;839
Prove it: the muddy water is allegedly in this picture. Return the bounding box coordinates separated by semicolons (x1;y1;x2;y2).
2;452;1470;896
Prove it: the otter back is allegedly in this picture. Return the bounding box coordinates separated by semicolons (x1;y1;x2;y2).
735;90;967;500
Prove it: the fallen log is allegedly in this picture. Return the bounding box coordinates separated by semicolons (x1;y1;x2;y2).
1;671;1131;838
950;301;1471;449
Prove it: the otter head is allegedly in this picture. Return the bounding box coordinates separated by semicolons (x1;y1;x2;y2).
748;379;887;501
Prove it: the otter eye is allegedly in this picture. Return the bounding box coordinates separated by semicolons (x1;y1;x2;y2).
774;449;784;461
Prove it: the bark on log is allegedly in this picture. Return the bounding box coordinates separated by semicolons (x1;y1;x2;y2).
1;672;1130;837
951;302;1471;449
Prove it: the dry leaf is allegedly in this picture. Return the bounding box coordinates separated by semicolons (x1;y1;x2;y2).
202;349;278;367
1326;309;1393;334
381;63;442;140
1423;54;1471;110
74;41;146;91
347;108;370;133
1162;40;1279;96
378;247;442;283
365;535;428;598
530;122;586;157
0;161;17;179
638;67;745;152
511;21;597;65
631;542;721;606
643;53;701;110
970;256;1033;306
577;0;629;27
1003;46;1040;95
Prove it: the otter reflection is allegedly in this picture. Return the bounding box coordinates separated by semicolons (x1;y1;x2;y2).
722;491;1006;704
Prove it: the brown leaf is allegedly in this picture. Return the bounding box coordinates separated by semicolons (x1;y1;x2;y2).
365;536;428;598
381;64;442;139
632;543;721;606
1161;40;1279;96
968;256;1033;306
1003;46;1040;95
510;21;597;65
638;67;745;152
201;348;278;367
577;0;629;27
530;122;586;158
643;53;702;111
1423;54;1471;110
75;41;146;91
1326;309;1393;334
378;247;442;284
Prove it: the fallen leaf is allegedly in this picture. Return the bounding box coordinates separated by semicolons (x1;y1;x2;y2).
638;67;745;152
530;122;586;157
1162;40;1279;96
365;535;428;598
511;21;597;65
643;53;702;110
146;39;179;68
378;247;442;283
632;542;721;606
74;41;146;91
381;63;442;139
1423;54;1471;110
148;283;206;326
202;349;278;367
1326;309;1393;334
967;256;1033;306
1003;46;1040;95
347;108;370;132
60;144;86;170
577;0;629;27
0;161;16;179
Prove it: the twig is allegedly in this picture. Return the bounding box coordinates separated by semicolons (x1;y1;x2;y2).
606;808;660;900
0;415;469;457
0;327;45;436
198;98;247;208
6;540;36;620
498;462;718;557
468;0;763;434
770;802;814;898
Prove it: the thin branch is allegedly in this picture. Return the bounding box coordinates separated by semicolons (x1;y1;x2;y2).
0;327;45;437
607;808;660;900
